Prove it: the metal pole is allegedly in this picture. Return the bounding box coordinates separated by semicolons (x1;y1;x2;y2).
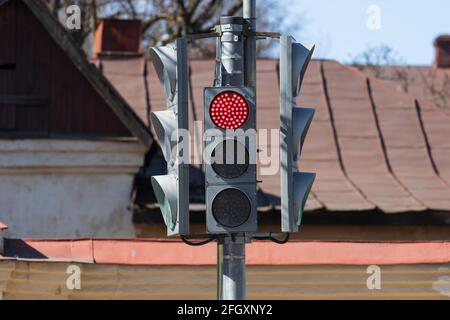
244;0;256;87
215;4;256;299
220;235;246;300
218;16;245;86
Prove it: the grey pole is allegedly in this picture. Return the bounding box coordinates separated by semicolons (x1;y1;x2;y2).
218;16;245;86
244;0;256;87
216;4;256;299
220;235;246;300
218;16;246;300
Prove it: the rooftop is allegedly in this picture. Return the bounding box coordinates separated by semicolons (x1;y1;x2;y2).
99;57;450;216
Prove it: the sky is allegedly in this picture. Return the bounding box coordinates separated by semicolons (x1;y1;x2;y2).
281;0;450;66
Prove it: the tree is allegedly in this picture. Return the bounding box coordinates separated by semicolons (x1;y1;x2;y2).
48;0;300;57
419;69;450;111
351;45;413;93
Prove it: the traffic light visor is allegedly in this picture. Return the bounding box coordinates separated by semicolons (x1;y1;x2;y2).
151;175;178;231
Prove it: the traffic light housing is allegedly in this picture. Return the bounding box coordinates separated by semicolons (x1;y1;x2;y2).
149;38;189;236
204;87;257;233
280;36;316;232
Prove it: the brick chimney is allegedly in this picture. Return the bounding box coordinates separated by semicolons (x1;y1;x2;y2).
434;35;450;68
94;19;142;58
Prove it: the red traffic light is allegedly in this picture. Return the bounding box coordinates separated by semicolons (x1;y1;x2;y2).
209;91;249;129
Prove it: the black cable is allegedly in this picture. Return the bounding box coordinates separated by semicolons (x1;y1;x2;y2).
180;233;289;246
253;233;290;244
181;235;217;246
269;233;290;244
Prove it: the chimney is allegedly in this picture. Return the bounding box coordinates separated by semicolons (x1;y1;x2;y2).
434;35;450;68
94;19;142;58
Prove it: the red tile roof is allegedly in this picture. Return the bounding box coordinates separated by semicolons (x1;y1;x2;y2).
362;66;450;111
2;238;450;266
99;57;450;214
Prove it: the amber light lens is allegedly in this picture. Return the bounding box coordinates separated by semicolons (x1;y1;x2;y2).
209;91;249;129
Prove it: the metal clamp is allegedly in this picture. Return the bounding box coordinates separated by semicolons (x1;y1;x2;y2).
186;24;280;41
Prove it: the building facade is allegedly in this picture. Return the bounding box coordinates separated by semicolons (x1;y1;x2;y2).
0;0;152;237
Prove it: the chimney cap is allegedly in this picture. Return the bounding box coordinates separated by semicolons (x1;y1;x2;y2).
434;35;450;45
434;35;450;68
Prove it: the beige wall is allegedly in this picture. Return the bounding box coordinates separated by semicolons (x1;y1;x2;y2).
0;139;146;238
1;260;449;300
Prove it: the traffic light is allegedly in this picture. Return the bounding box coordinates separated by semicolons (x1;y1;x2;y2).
280;36;316;232
149;38;189;236
204;87;257;233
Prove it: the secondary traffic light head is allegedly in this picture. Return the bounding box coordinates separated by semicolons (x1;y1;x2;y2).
280;36;316;232
149;38;189;236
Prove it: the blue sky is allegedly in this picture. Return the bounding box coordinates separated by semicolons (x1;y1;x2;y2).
282;0;450;65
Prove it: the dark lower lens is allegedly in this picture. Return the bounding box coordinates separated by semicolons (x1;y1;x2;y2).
212;188;251;228
211;139;249;179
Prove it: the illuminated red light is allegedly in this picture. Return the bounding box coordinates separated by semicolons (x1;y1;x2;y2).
209;91;249;129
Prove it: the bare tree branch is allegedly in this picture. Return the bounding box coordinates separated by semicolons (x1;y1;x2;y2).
52;0;300;58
